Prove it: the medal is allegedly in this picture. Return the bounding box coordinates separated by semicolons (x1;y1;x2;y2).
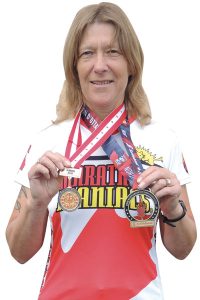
59;166;82;211
124;189;159;228
58;103;126;212
58;186;81;211
59;104;158;226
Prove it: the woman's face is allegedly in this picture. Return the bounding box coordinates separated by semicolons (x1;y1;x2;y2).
77;22;130;118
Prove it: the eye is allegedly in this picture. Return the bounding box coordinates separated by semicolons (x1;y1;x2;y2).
106;48;121;57
79;50;94;58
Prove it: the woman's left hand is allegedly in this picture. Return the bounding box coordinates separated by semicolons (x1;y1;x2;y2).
137;166;182;217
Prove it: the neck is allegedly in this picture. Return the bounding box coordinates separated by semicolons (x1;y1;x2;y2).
84;102;124;120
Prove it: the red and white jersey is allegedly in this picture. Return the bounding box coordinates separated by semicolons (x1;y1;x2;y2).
15;119;190;300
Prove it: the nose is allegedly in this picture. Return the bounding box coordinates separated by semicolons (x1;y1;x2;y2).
93;53;109;73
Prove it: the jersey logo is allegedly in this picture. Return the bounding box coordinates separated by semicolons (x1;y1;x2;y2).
136;146;163;166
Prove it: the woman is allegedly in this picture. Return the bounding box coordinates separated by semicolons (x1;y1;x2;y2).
6;2;196;300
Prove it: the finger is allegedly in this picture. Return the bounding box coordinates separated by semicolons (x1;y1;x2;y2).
50;152;71;170
165;178;172;187
153;182;181;202
137;167;172;189
38;151;70;172
137;169;162;189
150;178;174;194
137;166;157;188
37;156;59;177
57;175;64;186
155;185;180;200
29;164;52;180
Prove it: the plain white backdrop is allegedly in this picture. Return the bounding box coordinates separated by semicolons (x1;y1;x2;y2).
0;0;199;299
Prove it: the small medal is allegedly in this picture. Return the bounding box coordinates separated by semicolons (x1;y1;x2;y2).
58;186;81;212
124;189;159;228
58;171;82;211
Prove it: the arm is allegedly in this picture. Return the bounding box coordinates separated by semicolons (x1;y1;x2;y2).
159;184;196;259
137;167;197;259
6;151;70;263
6;186;48;263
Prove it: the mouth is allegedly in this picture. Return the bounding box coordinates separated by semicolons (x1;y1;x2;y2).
90;80;114;85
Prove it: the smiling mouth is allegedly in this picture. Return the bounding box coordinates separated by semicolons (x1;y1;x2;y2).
90;80;113;85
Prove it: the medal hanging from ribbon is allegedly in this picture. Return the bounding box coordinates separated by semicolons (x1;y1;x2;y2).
118;119;159;227
58;103;159;228
81;107;159;227
58;103;126;211
58;111;83;211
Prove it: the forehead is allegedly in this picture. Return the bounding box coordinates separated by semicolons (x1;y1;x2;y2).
79;22;118;48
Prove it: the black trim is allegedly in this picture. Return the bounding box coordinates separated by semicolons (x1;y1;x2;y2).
86;155;110;161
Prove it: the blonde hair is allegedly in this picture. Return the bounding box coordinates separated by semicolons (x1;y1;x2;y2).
55;2;151;125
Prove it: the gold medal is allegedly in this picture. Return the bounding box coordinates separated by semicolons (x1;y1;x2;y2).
124;189;159;228
58;187;81;212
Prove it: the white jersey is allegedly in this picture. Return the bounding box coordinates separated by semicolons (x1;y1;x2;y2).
15;119;190;300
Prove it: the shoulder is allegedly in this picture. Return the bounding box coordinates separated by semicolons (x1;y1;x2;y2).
37;119;74;138
32;119;74;146
131;119;179;145
26;119;74;159
130;119;183;169
16;119;75;183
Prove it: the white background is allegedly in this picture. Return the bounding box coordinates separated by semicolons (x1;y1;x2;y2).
0;0;199;299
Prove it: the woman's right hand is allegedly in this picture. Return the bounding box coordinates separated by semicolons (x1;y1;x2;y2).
28;151;71;209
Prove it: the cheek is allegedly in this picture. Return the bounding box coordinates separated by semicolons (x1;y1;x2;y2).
77;69;85;88
77;69;89;90
76;65;81;81
77;60;90;77
77;71;88;98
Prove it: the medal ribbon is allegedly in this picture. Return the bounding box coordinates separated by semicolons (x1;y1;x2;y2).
81;106;144;189
65;103;126;167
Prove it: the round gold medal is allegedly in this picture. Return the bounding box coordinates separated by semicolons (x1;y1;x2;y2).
58;187;81;211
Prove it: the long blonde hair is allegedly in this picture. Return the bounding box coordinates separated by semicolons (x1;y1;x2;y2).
55;2;151;125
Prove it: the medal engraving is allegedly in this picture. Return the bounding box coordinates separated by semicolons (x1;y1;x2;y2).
58;187;81;211
59;167;82;178
124;189;159;228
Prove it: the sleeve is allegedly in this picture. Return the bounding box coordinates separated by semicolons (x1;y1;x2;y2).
164;130;190;186
15;124;57;188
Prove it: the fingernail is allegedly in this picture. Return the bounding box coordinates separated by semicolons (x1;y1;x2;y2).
138;182;145;189
65;160;71;167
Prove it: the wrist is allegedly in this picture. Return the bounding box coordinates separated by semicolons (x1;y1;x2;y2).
27;197;49;213
162;202;183;219
160;200;187;227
